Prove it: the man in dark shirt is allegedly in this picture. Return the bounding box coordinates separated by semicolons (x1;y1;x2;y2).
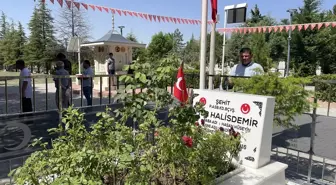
56;53;72;75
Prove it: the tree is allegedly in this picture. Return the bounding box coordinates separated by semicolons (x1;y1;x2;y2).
147;31;173;60
183;34;200;68
126;32;146;61
25;1;58;73
56;2;91;42
206;31;223;66
170;28;185;56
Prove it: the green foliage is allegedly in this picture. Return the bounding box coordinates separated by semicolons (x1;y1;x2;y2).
12;55;240;184
314;74;336;103
147;31;174;60
232;73;311;128
25;2;58;72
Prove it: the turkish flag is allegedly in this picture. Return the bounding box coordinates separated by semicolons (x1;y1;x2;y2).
211;0;217;23
173;65;188;103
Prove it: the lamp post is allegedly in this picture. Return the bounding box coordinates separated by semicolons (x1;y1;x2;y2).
286;9;297;77
220;3;248;89
118;26;125;36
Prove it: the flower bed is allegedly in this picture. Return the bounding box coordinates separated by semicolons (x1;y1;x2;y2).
11;56;242;184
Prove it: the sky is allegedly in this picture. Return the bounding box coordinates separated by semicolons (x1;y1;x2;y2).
0;0;334;44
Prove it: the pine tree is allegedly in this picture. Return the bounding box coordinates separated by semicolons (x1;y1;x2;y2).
25;1;57;73
171;29;185;55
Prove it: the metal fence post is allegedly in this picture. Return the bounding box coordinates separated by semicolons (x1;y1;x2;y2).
58;78;62;126
5;78;8;115
307;94;317;183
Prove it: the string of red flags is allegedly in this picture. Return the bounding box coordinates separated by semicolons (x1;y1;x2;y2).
42;0;214;25
217;22;336;34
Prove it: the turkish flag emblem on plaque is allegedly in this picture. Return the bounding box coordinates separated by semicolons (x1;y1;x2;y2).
240;103;251;114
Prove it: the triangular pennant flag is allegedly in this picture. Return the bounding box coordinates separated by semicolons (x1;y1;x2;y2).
57;0;63;7
96;6;102;12
143;14;148;20
252;27;257;33
188;20;193;24
317;23;323;30
89;4;95;11
173;18;177;24
41;0;46;2
272;26;278;32
332;22;336;27
177;18;181;24
157;16;160;22
138;13;144;18
244;28;248;33
324;22;330;27
50;0;54;4
285;25;290;32
161;16;165;22
152;15;157;22
169;17;174;22
263;27;268;33
133;12;138;17
181;19;185;24
311;23;316;29
304;24;310;30
297;24;303;31
291;25;296;31
103;7;109;13
65;0;72;9
240;28;244;34
148;15;153;21
116;9;122;16
110;8;116;14
280;26;285;32
81;3;88;10
127;11;133;16
198;20;202;25
257;27;262;33
165;17;170;22
122;10;127;16
73;2;80;10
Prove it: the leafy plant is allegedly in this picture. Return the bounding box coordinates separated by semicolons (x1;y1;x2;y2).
232;72;311;128
11;55;241;185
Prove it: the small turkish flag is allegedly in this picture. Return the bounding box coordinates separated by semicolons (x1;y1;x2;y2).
173;64;188;103
211;0;217;23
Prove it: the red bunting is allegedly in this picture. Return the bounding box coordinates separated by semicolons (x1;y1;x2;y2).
133;12;138;17
332;22;336;27
297;24;303;31
103;7;109;13
153;15;157;22
317;23;323;30
96;6;102;12
65;1;72;9
50;0;54;4
57;0;62;7
157;16;160;22
110;8;116;14
127;11;133;16
116;9;121;16
89;4;95;11
81;3;88;10
122;10;127;16
143;14;148;20
74;2;80;10
138;13;144;19
304;24;310;30
166;17;170;22
148;15;153;21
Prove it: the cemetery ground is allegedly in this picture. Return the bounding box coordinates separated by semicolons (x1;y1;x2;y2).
1;73;336;184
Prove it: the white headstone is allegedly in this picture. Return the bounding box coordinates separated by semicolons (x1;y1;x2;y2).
278;61;285;70
193;90;275;169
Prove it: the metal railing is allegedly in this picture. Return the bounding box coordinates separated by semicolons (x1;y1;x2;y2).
1;74;336;184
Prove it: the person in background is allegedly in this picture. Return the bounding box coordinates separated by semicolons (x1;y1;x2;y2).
54;61;70;109
81;60;94;106
106;53;115;86
56;53;72;75
226;48;264;89
16;59;33;113
229;47;264;77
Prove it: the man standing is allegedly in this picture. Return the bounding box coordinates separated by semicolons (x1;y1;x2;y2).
54;61;70;109
229;48;264;77
106;53;115;86
81;60;94;106
56;53;72;75
16;60;33;112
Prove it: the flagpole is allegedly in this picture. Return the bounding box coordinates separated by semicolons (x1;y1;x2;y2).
199;0;208;90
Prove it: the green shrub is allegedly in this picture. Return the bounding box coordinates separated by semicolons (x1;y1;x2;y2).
314;74;336;103
232;72;312;128
12;55;241;184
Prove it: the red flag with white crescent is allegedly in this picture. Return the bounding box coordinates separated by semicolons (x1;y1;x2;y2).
211;0;217;23
173;65;188;103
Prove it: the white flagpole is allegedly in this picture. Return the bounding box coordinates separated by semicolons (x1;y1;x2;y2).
199;0;208;89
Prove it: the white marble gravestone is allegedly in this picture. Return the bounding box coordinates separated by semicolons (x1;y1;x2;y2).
193;90;275;169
